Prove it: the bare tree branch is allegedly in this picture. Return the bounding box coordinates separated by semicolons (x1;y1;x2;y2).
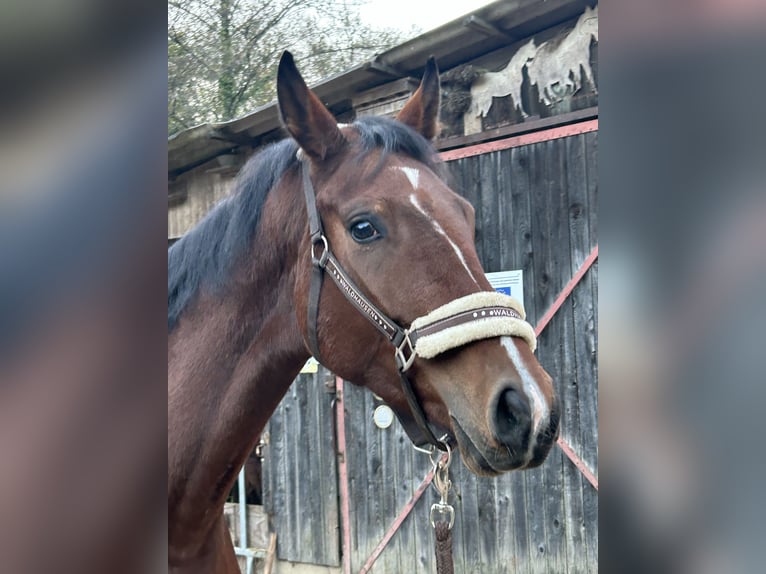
169;1;217;32
168;0;412;134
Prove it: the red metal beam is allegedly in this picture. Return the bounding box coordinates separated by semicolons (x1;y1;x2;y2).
439;119;598;162
535;245;599;336
557;435;599;491
534;245;599;491
436;107;598;153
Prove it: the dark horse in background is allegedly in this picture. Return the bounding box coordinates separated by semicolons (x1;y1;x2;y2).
168;52;559;573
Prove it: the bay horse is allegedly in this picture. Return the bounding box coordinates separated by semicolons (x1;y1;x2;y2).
168;51;559;573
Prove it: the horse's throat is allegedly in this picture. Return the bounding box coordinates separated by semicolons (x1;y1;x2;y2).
168;270;308;559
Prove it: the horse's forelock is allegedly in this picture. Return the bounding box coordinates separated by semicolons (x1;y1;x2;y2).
353;116;440;171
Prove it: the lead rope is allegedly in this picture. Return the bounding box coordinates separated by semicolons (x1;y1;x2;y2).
418;442;456;574
434;521;454;574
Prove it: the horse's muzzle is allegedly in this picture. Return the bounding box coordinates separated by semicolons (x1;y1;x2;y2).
450;394;560;476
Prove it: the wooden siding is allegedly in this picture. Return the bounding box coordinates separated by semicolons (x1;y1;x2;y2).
262;130;598;572
168;167;238;239
262;367;341;566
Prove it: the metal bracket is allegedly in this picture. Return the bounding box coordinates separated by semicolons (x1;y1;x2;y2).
255;433;269;459
310;235;329;268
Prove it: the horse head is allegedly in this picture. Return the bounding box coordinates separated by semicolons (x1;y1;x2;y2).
277;52;559;475
580;5;599;42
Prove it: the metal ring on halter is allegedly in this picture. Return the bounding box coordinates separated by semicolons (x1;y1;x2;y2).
431;438;451;470
394;331;416;372
433;461;451;497
413;434;452;460
310;235;329;267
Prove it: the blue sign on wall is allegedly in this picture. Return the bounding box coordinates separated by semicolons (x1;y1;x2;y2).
485;270;524;306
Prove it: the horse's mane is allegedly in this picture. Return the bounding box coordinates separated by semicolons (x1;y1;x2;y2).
168;116;439;331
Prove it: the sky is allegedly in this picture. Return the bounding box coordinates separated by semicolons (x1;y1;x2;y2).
358;0;497;35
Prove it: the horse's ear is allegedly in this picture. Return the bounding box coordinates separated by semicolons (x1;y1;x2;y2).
277;51;345;161
396;57;441;140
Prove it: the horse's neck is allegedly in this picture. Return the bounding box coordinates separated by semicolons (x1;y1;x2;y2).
168;179;309;558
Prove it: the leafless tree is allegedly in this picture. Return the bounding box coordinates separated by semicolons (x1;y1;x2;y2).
168;0;413;134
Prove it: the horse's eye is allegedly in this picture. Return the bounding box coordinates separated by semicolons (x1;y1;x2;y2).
349;220;380;243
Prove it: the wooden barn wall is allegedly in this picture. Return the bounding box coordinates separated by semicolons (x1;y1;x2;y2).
261;366;341;566
168;167;237;239
262;130;598;572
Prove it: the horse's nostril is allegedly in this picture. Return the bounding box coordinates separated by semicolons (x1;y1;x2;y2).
494;387;531;445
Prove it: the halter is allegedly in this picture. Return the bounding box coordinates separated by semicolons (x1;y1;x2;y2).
301;159;537;450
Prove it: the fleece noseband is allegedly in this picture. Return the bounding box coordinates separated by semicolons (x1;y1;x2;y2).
300;160;536;450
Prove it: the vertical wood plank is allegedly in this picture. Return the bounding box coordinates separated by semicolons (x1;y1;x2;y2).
376;399;398;574
480;151;502;272
287;384;302;560
527;140;555;574
261;371;340;566
511;143;537;574
583;130;600;571
547;138;573;574
315;369;341;565
396;424;425;574
478;474;498;570
581;131;599;471
562;134;591;574
296;377;313;559
457;435;483;568
511;144;539;321
344;382;368;572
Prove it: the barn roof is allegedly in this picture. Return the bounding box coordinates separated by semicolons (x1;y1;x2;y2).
168;0;592;179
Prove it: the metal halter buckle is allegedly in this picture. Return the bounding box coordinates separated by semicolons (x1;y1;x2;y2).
394;331;416;372
430;502;455;530
429;440;455;529
310;235;329;267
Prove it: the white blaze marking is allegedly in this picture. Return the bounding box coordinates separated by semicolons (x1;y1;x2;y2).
337;123;350;128
501;336;549;436
408;193;479;285
396;166;420;190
